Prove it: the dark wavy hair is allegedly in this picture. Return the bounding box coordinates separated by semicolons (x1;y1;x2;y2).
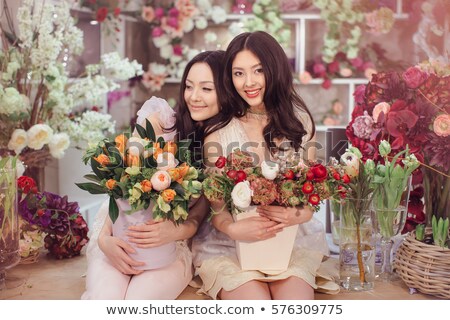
223;31;315;152
168;50;232;164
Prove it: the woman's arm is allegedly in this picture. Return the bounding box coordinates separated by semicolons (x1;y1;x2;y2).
98;217;145;274
256;205;314;232
126;195;210;247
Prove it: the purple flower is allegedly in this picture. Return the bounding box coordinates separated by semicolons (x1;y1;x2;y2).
352;111;374;139
402;66;428;89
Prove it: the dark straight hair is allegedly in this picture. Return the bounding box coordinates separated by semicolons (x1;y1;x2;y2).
223;31;316;152
168;50;232;164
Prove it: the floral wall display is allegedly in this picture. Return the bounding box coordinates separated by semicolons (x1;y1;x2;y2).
0;0;143;171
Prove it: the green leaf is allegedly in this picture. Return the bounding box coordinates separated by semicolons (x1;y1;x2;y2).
83;174;102;183
171;181;185;197
109;196;119;223
145;119;156;142
91;158;106;180
135;123;146;139
75;182;107;194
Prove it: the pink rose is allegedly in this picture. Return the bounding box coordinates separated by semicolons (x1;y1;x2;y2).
152;27;164;37
372;102;391;122
141;6;155;23
433;114;450;137
298;71;312;84
403;66;427;89
339;68;353;77
154;7;165;19
353;84;366;105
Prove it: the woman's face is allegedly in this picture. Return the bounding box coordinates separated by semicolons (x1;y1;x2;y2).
184;62;220;122
231;49;266;110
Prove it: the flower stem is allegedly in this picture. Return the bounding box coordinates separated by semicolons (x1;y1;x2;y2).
356;222;366;284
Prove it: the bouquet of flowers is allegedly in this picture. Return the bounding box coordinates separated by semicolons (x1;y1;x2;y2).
346;60;450;230
202;149;346;214
76;119;202;224
0;0;143;166
17;176;89;259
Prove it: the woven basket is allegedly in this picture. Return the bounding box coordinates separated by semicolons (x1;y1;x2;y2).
394;231;450;299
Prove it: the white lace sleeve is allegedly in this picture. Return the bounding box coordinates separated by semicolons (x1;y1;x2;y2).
85;199;109;258
136;96;177;141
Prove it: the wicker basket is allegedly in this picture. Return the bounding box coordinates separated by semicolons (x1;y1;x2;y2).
394;231;450;299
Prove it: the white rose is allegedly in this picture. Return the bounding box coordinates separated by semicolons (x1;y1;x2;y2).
340;151;360;177
48;133;70;159
27;124;53;150
261;161;280;180
160;45;173;59
231;181;252;210
8;129;28;154
156;152;179;171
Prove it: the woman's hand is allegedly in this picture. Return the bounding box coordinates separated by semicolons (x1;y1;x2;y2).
224;216;281;241
127;220;179;248
98;234;145;275
256;205;314;232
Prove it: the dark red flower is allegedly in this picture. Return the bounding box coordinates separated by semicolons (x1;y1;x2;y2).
302;182;314;194
96;7;109;22
402;66;427;89
310;164;327;182
226;169;237;180
284;170;295;180
386;109;418;137
236;170;247;183
215;156;226;169
17;176;36;193
308;194;320;206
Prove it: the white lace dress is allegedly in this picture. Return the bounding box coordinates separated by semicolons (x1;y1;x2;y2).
85;97;191;273
191;113;340;299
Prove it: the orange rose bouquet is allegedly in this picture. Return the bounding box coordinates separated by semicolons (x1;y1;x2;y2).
76;120;202;224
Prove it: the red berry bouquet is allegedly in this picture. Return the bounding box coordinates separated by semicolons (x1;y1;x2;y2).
17;176;89;259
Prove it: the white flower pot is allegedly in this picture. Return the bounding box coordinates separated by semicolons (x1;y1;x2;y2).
112;199;176;270
234;206;298;274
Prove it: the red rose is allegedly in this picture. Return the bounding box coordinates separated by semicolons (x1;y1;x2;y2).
311;164;327;182
333;172;341;180
96;7;109;22
226;169;237;180
302;182;314;194
215;156;227;169
342;174;351;184
306;170;314;181
402;66;427;89
284;170;295;180
113;7;121;17
308;194;320;206
236;170;247;183
17;176;36;193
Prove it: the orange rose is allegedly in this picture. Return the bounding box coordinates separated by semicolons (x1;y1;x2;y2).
127;146;141;167
178;162;189;178
168;168;181;182
94;154;110;166
140;179;152;192
105;179;117;190
115;134;128;155
163;141;178;155
161;189;176;202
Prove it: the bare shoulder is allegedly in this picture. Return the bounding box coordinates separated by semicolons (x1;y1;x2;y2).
203;130;223;169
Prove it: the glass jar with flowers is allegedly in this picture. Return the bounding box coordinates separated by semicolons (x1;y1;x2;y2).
370;140;419;280
336;147;376;291
0;156;20;290
0;0;143;189
77;118;203;270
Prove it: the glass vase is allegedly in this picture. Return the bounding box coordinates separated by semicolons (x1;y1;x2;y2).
339;197;375;291
330;197;342;246
373;176;411;281
0;167;20;290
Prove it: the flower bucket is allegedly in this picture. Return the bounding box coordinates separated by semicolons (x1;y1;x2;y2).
112;199;176;271
234;206;298;275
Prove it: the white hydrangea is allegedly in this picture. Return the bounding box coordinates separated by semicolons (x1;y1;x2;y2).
0;87;30;115
102;52;143;79
195;17;208;30
153;34;171;48
204;31;218;44
160;45;173;59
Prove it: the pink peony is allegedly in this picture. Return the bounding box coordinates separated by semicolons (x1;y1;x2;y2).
151;27;164;37
150;170;171;191
372;102;391;122
154;7;165;19
433;114;450;137
352;111;374;139
403;66;428;89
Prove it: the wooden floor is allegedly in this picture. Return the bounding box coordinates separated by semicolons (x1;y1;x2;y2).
1;252;438;300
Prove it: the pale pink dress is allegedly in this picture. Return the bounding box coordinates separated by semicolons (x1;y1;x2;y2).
81;97;193;300
191;111;340;299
